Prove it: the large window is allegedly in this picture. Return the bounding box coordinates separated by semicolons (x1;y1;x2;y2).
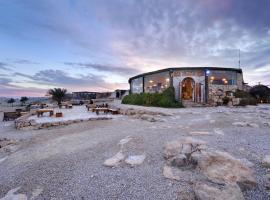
131;77;143;93
208;70;237;85
144;71;170;93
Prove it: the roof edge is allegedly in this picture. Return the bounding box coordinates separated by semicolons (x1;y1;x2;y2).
129;67;242;83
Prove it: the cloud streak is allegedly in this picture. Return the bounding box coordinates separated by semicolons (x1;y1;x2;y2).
0;62;11;71
64;62;141;76
0;0;270;96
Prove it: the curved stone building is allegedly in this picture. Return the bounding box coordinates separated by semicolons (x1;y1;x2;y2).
129;67;243;105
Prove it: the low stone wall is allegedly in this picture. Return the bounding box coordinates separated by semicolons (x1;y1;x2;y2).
117;107;171;122
118;107;171;117
14;112;36;129
15;113;112;130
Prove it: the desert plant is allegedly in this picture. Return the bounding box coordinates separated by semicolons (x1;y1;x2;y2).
47;88;67;108
122;87;183;108
20;96;29;106
7;98;15;107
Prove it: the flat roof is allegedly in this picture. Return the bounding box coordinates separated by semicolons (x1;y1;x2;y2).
129;67;242;83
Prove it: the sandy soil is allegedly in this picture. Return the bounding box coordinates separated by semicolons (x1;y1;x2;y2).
0;104;270;199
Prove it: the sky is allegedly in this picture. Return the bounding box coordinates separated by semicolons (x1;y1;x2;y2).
0;0;270;97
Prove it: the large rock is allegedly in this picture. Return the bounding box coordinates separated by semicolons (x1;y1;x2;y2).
177;186;196;200
164;137;206;159
262;155;270;168
163;165;181;181
195;151;257;190
103;151;125;167
125;154;146;166
194;182;244;200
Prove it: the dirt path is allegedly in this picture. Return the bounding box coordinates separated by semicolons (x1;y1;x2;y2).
0;105;270;199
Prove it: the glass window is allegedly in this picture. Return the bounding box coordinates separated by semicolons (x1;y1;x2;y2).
131;77;143;93
208;70;237;85
144;71;170;93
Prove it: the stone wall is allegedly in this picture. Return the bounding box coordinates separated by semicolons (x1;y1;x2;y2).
15;114;112;130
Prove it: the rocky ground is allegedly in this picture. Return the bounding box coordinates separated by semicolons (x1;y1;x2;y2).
0;104;270;199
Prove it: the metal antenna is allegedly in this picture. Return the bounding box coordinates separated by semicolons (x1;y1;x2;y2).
238;49;241;69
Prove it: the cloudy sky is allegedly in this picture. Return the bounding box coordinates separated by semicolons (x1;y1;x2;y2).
0;0;270;97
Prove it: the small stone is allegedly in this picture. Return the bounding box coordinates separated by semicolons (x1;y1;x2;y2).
189;131;211;136
247;123;259;128
214;129;224;135
232;122;247;127
262;155;270;168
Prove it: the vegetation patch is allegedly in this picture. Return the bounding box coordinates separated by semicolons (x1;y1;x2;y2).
122;87;183;108
233;89;257;106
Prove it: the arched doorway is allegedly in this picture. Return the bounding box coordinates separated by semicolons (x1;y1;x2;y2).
181;77;195;101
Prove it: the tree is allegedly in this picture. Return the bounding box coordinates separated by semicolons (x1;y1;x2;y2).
47;88;67;108
249;85;270;103
7;98;15;107
20;96;29;106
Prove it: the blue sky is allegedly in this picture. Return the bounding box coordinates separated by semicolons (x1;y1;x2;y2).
0;0;270;97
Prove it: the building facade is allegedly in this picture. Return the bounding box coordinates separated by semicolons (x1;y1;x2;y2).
129;67;243;104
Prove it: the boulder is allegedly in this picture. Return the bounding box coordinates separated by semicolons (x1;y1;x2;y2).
194;182;244;200
262;155;270;168
195;151;257;190
164;137;206;159
163;165;180;181
103;151;125;167
177;186;196;200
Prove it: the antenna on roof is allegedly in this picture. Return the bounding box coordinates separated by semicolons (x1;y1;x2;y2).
238;49;241;69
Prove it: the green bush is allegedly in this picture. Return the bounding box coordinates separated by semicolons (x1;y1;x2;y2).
222;96;230;105
233;89;257;106
238;97;257;106
122;87;183;108
234;89;251;98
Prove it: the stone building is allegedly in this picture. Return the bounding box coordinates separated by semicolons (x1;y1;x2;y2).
128;67;243;105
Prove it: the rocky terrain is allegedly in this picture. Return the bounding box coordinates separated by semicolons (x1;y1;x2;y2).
0;104;270;199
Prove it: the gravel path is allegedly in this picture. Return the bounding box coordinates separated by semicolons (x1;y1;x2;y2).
0;105;270;199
